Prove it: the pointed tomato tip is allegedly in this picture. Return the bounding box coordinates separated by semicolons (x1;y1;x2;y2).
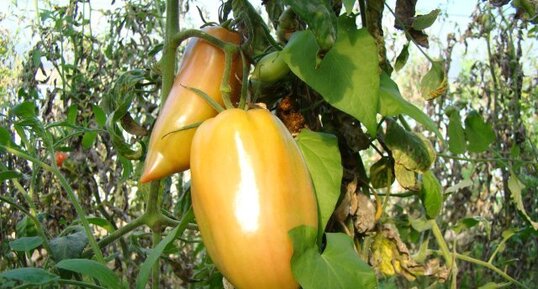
139;171;153;184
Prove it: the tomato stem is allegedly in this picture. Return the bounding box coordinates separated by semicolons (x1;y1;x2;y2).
238;49;250;109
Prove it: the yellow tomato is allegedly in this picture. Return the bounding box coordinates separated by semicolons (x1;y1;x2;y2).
190;108;318;289
140;26;243;183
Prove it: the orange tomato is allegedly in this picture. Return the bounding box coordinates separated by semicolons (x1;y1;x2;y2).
140;26;243;183
190;108;318;289
55;152;68;167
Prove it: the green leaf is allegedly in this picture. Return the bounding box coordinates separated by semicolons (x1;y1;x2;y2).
385;121;436;172
136;209;194;289
283;0;337;53
0;267;59;285
11;101;37;119
420;171;443;219
50;228;88;262
118;155;133;180
409;216;432;232
453;216;491;236
343;0;356;14
420;60;446;101
378;73;441;139
9;236;43;252
81;131;97;150
0;170;22;182
447;110;466;154
56;259;124;289
369;157;395;189
289;226;377;289
464;110;495;153
478;282;506;289
296;129;342;237
32;49;42;66
66;104;78;125
283;16;380;135
93;105;107;127
508;171;538;230
75;217;114;232
412;9;441;30
394;43;410;71
0;126;12;146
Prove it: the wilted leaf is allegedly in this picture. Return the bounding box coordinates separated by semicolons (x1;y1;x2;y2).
370;157;395;189
385;121;436;172
420;61;447;101
354;193;377;234
394;0;417;29
395;163;420;191
297;129;342;236
445;179;473;194
420;171;443;219
283;16;380;135
370;224;425;280
289;226;377;289
508;171;538;230
464;111;495;153
412;9;441;30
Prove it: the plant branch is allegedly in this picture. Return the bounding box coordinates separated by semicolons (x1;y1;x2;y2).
452;252;528;288
429;219;453;267
1;145;104;262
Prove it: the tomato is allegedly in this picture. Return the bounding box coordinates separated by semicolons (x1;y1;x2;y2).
140;26;243;183
55;151;68;167
251;51;290;83
190;108;318;289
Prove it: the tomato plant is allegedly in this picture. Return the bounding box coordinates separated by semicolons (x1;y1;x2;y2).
1;1;537;289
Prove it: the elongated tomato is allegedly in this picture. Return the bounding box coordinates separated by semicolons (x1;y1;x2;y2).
190;108;318;289
140;26;243;183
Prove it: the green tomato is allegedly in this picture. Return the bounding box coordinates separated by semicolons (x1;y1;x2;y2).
251;51;290;83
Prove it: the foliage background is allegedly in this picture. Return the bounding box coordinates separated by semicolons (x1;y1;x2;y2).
0;0;537;288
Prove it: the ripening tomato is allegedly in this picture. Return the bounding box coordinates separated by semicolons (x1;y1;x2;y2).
140;26;243;183
55;152;68;167
190;108;318;289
